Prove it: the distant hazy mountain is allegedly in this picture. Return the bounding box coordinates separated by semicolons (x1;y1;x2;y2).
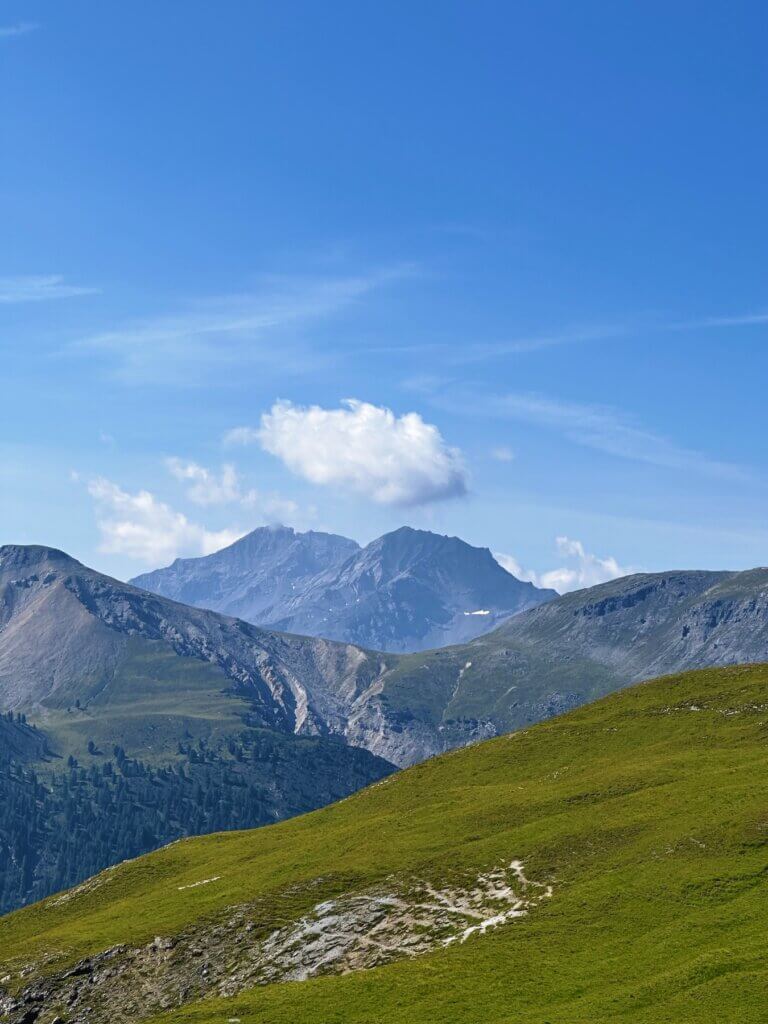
132;525;556;652
131;525;359;625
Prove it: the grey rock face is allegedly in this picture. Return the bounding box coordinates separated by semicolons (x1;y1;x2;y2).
1;861;552;1024
132;525;556;653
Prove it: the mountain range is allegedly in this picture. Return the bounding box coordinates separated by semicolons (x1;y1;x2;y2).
8;542;768;769
1;541;768;915
0;543;388;737
2;663;766;1024
131;525;556;652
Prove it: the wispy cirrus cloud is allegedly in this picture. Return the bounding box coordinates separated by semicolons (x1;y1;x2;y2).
464;391;746;481
0;275;98;304
445;323;629;366
435;306;768;367
389;305;768;370
76;268;410;385
362;324;621;364
0;22;38;39
670;310;768;330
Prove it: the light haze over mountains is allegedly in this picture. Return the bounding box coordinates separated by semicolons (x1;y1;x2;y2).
131;525;556;652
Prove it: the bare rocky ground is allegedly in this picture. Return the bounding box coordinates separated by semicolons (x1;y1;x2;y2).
0;860;553;1024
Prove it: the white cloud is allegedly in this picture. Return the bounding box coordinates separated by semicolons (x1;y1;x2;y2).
0;22;38;39
0;275;97;303
493;552;540;584
86;477;242;565
240;398;468;506
495;536;633;594
165;459;244;506
221;427;260;446
540;537;632;592
165;457;299;521
491;446;514;462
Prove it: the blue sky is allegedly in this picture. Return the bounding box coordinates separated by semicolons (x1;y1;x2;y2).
1;1;766;588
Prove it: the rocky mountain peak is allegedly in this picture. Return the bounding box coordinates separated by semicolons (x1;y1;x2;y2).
0;544;82;575
132;526;555;652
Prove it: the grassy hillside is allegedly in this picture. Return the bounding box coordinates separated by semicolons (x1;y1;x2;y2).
0;635;393;916
32;637;255;762
2;663;767;1023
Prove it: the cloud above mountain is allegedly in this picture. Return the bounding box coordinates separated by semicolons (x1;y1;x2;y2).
165;457;300;520
496;536;632;593
228;399;468;506
166;459;244;506
86;477;242;564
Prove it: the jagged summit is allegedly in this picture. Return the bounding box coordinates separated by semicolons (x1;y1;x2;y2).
351;526;519;584
354;526;493;572
131;525;359;625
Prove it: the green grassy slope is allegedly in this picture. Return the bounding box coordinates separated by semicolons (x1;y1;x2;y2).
0;634;393;916
2;663;767;1023
32;637;253;763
